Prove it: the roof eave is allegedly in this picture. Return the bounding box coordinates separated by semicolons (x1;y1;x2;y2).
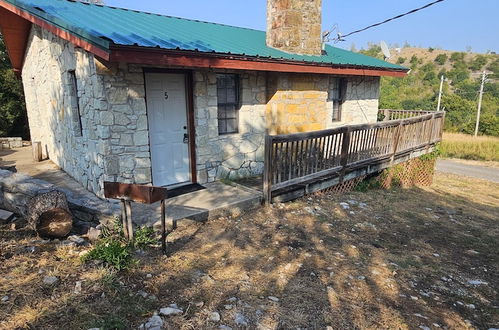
0;0;110;67
109;45;408;77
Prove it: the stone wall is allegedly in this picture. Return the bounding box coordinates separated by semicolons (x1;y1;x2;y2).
266;73;328;134
21;25;380;193
94;61;152;187
266;0;322;55
266;74;380;134
21;26;152;197
193;71;267;182
328;76;380;128
0;137;23;149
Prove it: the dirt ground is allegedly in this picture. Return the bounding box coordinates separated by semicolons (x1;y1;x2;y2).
1;172;498;330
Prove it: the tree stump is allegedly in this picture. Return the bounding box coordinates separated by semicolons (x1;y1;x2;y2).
27;190;73;238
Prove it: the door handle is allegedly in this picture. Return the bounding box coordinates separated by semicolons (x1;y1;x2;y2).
183;133;189;143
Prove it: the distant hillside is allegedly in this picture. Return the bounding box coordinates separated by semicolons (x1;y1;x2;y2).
387;47;497;80
358;45;499;136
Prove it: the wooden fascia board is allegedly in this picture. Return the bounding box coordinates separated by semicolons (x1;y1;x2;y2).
0;0;110;62
0;6;31;72
110;47;408;77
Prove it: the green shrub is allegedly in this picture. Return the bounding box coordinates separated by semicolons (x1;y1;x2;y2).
469;55;488;71
450;52;465;62
434;53;448;65
94;316;126;330
397;57;406;64
447;61;470;83
82;238;133;271
134;226;156;248
354;176;383;192
487;58;499;78
410;55;420;67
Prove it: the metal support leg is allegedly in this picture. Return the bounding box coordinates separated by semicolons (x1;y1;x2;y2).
120;199;129;239
160;199;166;255
125;200;133;241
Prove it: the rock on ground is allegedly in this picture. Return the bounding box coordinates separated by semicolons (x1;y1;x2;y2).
159;305;183;316
209;311;221;322
139;314;163;330
42;276;59;285
74;281;82;294
234;313;248;326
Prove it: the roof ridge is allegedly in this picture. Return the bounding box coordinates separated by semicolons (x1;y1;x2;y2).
64;0;265;33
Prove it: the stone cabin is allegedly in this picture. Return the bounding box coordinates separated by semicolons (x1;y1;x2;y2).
0;0;407;197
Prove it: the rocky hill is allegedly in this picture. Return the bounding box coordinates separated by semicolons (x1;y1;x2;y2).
358;45;499;136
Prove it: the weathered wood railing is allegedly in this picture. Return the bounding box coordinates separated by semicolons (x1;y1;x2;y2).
263;110;445;203
379;109;435;121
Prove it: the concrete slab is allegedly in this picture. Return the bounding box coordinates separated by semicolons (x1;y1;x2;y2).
0;147;262;227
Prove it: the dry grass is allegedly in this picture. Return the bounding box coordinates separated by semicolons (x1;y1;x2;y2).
1;172;498;329
441;132;499;161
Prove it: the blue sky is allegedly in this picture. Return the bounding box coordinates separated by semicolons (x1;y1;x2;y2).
105;0;499;53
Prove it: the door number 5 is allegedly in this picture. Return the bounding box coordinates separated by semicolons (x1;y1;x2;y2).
164;91;169;100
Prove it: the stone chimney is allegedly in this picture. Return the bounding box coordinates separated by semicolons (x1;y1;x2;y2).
266;0;322;56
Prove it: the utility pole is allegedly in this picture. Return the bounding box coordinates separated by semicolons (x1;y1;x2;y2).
437;74;444;111
474;71;486;137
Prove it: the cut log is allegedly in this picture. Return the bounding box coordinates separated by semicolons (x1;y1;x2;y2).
32;141;42;162
27;190;73;238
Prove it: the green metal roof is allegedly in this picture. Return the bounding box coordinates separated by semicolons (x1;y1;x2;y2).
5;0;407;71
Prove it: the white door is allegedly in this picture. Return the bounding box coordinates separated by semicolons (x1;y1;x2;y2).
145;73;190;186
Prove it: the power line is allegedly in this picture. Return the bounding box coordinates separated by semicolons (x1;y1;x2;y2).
331;0;446;42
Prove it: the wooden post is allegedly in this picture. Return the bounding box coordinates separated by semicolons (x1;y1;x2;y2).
427;113;436;146
338;127;351;183
161;199;166;254
120;199;129;239
125;200;133;241
32;141;42;162
390;122;403;164
263;134;273;204
383;109;390;121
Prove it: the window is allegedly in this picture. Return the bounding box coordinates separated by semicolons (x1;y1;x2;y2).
330;78;347;122
217;74;240;134
68;70;83;136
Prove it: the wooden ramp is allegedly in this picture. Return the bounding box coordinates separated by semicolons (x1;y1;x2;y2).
263;110;445;203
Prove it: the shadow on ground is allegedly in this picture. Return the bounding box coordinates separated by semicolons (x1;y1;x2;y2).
0;173;498;329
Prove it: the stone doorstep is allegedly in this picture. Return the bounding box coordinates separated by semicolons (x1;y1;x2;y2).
148;194;261;230
131;182;263;228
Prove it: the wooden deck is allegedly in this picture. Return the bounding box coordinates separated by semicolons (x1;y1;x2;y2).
263;110;445;203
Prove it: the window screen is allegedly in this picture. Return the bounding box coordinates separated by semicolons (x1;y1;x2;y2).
330;78;347;122
217;74;239;134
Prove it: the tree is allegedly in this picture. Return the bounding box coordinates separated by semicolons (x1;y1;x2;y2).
440;94;476;133
409;55;422;68
450;52;465;62
397;57;406;64
0;34;29;138
434;53;447;65
447;61;469;84
359;44;382;59
469;55;487;71
487;57;499;79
